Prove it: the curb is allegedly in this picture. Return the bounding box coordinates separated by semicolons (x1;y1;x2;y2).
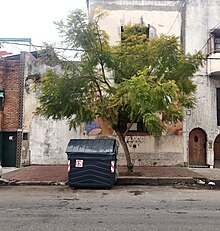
1;177;196;186
1;177;220;188
1;177;195;185
0;179;67;186
0;178;10;185
116;177;196;186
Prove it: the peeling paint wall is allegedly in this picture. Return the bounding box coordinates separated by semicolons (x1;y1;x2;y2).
120;135;183;166
90;0;183;45
29;117;79;165
89;0;184;166
22;53;80;165
89;0;220;167
82;132;183;166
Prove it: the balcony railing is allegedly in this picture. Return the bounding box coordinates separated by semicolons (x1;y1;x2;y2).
207;53;220;76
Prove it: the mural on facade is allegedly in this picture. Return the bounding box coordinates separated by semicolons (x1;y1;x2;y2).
162;112;182;136
86;115;182;137
163;121;182;136
85;115;114;136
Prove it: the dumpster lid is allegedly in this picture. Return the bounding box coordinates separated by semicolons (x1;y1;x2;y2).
66;139;117;154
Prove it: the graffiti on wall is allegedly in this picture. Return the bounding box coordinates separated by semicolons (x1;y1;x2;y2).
126;136;144;149
161;112;182;136
163;121;182;136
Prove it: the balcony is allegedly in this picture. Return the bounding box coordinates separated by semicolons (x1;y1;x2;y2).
207;29;220;77
207;52;220;76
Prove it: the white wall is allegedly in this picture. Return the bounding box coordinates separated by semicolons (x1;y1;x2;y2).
29;117;79;165
22;53;80;165
120;135;184;166
91;0;182;44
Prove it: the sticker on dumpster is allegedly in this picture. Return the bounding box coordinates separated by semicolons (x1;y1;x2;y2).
68;160;71;172
75;160;84;168
111;160;115;173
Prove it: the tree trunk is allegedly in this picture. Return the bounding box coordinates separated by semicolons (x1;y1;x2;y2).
114;127;133;172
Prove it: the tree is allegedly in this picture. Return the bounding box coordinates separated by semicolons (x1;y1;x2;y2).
36;9;204;172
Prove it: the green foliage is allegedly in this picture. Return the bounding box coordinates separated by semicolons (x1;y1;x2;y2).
37;43;60;67
114;69;183;135
36;9;204;136
35;70;93;129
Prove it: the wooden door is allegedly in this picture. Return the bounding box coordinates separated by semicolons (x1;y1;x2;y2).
214;135;220;160
189;129;206;166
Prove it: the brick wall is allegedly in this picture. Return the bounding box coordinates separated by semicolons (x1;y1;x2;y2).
0;59;21;131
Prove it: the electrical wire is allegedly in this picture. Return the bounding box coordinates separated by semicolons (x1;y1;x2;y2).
166;1;184;35
198;23;220;54
1;41;84;52
6;43;23;51
30;43;38;51
2;28;220;60
1;43;20;53
166;12;180;35
165;1;216;58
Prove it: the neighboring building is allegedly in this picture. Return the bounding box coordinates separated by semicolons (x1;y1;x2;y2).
184;0;220;168
88;0;220;168
0;51;12;57
0;54;23;167
0;51;80;167
22;52;80;166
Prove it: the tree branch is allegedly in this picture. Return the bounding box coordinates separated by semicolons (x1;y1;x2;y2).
94;21;112;90
94;79;103;101
123;115;138;138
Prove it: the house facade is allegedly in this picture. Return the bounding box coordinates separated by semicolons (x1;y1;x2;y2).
88;0;220;168
184;0;220;168
0;55;24;167
2;0;220;168
0;52;80;167
22;52;80;166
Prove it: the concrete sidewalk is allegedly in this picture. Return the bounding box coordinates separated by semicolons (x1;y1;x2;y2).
1;165;220;187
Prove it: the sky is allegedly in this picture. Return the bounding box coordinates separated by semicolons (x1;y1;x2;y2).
0;0;87;54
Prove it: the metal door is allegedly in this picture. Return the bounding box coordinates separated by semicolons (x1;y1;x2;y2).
2;132;17;167
189;128;206;166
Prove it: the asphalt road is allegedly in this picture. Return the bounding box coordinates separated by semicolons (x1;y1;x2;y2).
0;185;220;231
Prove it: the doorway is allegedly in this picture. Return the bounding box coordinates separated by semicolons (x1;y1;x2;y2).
214;135;220;168
189;128;207;166
2;132;17;167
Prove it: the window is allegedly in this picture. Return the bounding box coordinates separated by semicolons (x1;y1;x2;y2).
23;132;28;140
118;111;146;134
0;90;5;111
120;24;149;41
217;88;220;126
215;37;220;52
194;136;199;143
209;29;220;54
